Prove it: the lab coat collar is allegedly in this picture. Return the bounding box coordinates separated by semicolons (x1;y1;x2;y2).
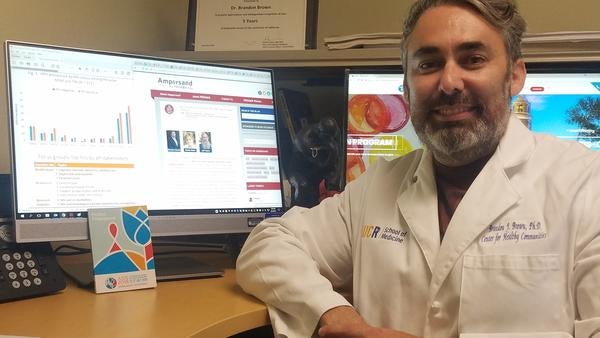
496;115;536;171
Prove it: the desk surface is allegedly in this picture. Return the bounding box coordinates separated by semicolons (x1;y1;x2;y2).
0;269;269;338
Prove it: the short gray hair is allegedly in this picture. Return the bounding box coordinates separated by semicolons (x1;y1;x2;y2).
401;0;526;70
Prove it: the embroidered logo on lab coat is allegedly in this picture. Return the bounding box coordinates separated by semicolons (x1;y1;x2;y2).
479;220;547;245
361;224;408;244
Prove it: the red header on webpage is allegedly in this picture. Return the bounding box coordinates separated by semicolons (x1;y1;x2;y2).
150;89;273;105
244;147;278;156
247;182;281;190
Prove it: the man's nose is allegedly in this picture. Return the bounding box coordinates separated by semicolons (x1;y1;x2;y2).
439;62;464;95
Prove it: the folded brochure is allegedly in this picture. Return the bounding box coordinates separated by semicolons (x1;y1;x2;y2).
88;206;157;293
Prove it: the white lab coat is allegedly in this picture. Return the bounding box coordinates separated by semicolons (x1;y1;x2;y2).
236;116;600;338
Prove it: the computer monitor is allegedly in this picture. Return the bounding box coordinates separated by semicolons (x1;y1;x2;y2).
344;69;421;185
512;63;600;150
5;41;285;243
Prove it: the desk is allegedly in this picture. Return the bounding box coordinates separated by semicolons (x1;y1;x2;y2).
0;269;269;338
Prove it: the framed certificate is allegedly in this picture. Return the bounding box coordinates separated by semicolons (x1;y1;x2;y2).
190;0;318;51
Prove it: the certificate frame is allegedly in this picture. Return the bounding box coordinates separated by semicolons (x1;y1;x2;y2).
187;0;318;51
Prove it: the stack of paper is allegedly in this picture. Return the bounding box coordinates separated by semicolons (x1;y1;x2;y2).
324;32;402;50
522;31;600;44
323;30;600;50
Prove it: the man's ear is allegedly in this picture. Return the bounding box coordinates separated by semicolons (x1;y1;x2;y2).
510;58;526;96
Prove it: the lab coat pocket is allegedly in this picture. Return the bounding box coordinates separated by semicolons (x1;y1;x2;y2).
459;254;566;334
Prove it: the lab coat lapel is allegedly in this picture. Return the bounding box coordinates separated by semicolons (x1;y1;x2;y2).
429;155;519;294
397;150;440;273
428;116;533;299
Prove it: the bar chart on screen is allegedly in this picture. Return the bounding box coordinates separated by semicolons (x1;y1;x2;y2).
13;99;144;213
26;107;133;145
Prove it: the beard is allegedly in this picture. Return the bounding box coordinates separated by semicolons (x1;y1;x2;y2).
409;81;512;166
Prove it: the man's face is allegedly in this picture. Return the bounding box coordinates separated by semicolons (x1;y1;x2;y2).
403;4;525;166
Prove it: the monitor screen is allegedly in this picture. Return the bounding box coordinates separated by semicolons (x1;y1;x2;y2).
5;41;284;243
344;69;421;185
512;67;600;150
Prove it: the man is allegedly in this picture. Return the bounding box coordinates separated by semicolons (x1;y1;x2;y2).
199;131;212;152
167;130;180;150
237;0;600;337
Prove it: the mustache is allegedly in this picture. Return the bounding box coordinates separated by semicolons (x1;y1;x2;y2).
434;92;475;107
429;93;481;113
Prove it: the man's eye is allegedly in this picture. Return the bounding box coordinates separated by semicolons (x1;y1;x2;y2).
417;61;437;72
467;55;486;65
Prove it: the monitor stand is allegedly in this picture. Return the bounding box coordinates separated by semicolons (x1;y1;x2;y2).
59;254;223;288
154;255;223;281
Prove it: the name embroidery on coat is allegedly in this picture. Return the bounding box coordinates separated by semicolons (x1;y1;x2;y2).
479;220;547;245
